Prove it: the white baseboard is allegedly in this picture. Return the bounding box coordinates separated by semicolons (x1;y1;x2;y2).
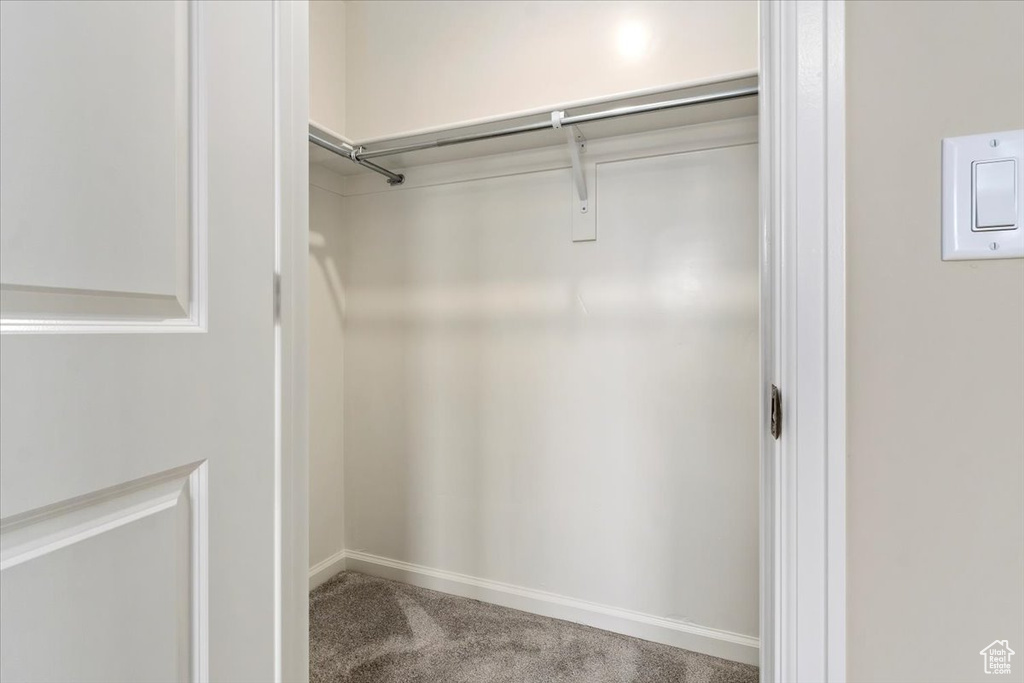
308;549;347;590
338;549;759;666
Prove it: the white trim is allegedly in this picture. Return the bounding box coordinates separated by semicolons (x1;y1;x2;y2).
272;2;283;678
188;461;209;683
824;4;847;680
757;3;781;680
760;1;847;681
319;115;758;198
308;119;355;148
275;1;309;682
308;550;348;590
341;550;759;666
351;69;759;146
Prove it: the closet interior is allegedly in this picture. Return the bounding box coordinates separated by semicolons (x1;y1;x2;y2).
307;2;761;680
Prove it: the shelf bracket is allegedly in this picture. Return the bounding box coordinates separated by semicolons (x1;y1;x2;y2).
552;113;588;214
566;126;589;214
554;117;596;242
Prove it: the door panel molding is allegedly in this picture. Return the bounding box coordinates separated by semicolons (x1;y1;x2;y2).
0;0;207;334
0;460;208;681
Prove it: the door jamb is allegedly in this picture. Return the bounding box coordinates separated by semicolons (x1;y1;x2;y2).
275;1;310;681
759;1;847;681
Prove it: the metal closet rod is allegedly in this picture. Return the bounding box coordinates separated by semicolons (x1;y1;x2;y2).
308;131;407;186
310;82;758;186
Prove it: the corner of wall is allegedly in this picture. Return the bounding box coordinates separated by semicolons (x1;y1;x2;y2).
308;168;349;584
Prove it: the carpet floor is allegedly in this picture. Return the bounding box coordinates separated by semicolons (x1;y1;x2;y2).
310;571;758;683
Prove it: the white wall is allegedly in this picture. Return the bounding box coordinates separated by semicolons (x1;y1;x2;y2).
307;0;761;657
846;2;1024;681
314;0;757;141
308;183;347;571
335;134;760;644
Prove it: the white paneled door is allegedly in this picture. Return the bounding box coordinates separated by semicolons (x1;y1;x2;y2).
1;2;280;681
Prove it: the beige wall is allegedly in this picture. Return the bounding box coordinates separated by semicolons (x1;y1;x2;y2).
847;2;1024;681
326;0;756;141
310;0;346;135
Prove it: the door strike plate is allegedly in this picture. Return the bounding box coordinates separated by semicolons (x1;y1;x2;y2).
771;384;782;440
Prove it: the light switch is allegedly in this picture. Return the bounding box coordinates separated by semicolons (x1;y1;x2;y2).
942;129;1023;260
973;159;1017;230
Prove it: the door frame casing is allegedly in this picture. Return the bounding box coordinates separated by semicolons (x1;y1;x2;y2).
759;1;847;681
278;1;848;681
275;1;310;681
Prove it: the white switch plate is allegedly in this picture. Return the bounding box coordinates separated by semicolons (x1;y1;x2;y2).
942;129;1023;260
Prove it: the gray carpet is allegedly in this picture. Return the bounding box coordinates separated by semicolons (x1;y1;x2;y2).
310;571;759;683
